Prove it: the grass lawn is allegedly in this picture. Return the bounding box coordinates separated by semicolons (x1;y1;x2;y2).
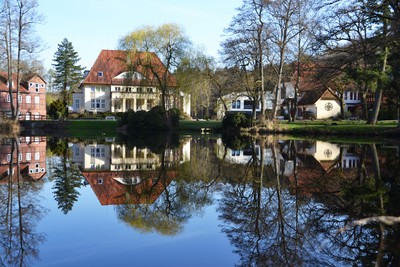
62;118;397;138
66;120;118;138
276;120;398;136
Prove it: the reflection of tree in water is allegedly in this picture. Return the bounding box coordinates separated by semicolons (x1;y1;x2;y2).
116;141;213;236
49;137;83;214
0;138;47;266
217;138;400;266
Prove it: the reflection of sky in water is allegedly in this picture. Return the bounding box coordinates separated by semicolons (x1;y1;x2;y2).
36;181;236;267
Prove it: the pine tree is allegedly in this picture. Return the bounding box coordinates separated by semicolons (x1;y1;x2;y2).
52;38;84;117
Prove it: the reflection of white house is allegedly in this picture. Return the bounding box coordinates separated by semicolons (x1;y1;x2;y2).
72;50;190;116
71;139;191;172
71;143;111;170
216;140;294;176
216;83;292;119
341;146;360;169
297;140;341;162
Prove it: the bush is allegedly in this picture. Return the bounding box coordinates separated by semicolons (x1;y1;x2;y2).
222;112;251;129
168;108;181;127
48;99;66;119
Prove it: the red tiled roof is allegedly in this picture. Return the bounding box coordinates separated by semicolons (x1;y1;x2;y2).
0;72;45;93
81;50;177;87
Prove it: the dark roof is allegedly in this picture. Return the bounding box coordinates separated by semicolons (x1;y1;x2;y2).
81;50;177;87
298;88;340;106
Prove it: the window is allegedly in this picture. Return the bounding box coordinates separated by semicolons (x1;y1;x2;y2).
7;94;10;102
96;87;100;92
101;87;105;92
91;87;95;92
18;95;22;103
243;100;254;109
232;100;240;109
26;153;31;161
96;99;100;108
34;96;40;104
74;147;80;157
19;153;22;161
26;95;31;103
101;99;105;109
97;178;103;185
29;82;33;87
35;83;39;92
7;154;11;162
34;152;40;160
91;99;95;108
75;99;79;109
97;71;103;77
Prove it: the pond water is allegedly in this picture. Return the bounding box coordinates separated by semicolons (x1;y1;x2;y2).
1;134;399;266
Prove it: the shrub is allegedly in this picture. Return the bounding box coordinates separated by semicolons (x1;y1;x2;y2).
48;99;66;119
222;112;251;129
168;108;181;127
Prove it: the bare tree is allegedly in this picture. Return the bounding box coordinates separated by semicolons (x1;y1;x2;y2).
221;0;270;123
266;0;302;119
0;0;42;121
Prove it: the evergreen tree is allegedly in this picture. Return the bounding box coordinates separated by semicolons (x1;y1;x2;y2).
52;38;84;117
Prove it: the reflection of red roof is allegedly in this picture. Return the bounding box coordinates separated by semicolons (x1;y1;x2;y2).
82;170;177;205
288;154;340;196
81;50;177;87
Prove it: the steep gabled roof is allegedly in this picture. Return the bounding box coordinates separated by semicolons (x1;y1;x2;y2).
298;88;340;106
0;71;45;92
81;49;177;87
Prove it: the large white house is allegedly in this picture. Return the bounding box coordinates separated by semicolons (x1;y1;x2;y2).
72;50;190;116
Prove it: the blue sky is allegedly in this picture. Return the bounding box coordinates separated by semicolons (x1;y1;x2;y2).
36;0;242;71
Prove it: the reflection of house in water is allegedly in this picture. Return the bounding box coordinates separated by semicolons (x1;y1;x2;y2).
217;139;294;177
0;137;47;182
291;140;362;195
71;140;191;205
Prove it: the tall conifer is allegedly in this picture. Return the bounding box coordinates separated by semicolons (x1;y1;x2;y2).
52;38;84;117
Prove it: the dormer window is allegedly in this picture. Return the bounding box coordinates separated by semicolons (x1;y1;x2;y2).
98;71;103;77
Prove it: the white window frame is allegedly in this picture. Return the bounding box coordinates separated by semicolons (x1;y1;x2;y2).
26;95;31;103
34;96;40;104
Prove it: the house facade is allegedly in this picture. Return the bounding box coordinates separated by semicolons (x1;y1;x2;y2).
0;72;47;120
72;50;190;116
297;89;342;119
216;83;292;119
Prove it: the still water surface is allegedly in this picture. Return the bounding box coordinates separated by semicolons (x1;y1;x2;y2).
1;135;399;266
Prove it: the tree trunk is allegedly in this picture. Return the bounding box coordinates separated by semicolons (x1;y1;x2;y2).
368;20;389;125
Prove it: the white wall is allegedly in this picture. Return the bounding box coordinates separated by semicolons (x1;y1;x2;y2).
314;100;341;119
